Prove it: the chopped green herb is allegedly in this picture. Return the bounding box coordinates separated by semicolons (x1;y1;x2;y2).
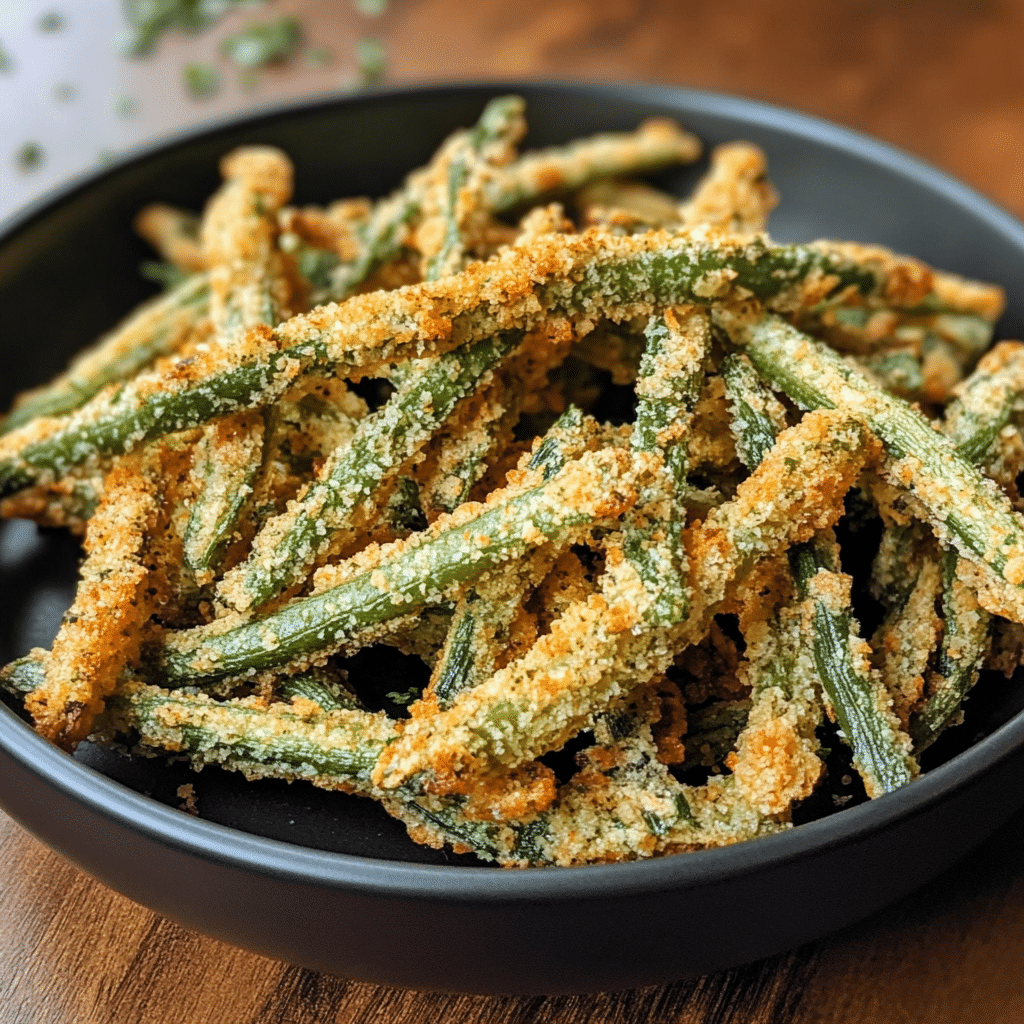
37;10;66;33
183;62;220;100
221;16;301;69
115;95;140;119
53;82;77;102
307;45;333;68
238;68;261;91
386;688;419;706
0;41;13;73
14;142;43;173
353;0;388;16
120;0;251;57
97;149;116;165
355;37;386;86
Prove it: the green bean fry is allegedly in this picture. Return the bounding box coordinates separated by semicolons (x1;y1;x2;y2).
2;96;1021;868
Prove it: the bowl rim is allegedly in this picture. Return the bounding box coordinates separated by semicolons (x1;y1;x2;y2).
3;78;1024;904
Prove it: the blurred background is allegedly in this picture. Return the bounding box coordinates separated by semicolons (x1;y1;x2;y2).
1;0;1022;222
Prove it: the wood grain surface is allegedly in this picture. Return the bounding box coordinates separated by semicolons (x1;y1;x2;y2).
3;1;1024;1021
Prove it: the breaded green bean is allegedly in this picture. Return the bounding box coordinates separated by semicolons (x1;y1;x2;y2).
97;680;394;792
483;118;702;212
184;147;298;579
736;313;1024;621
722;351;788;470
425;408;591;708
729;568;828;815
679;141;778;235
183;409;267;580
792;540;916;796
422;95;525;281
0;229;938;499
23;443;174;749
218;331;523;612
1;273;210;435
134;203;205;273
945;340;1024;464
911;548;991;751
155;442;650;686
374;410;872;791
624;307;709;625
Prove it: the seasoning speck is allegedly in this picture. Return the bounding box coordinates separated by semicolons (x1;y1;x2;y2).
115;95;139;119
183;62;220;100
353;0;388;16
15;142;43;173
355;37;386;86
307;45;333;69
221;16;302;69
53;82;77;102
37;10;66;33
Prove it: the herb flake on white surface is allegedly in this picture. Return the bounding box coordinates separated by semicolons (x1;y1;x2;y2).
37;10;66;34
115;95;140;118
221;16;301;69
120;0;252;57
15;142;43;173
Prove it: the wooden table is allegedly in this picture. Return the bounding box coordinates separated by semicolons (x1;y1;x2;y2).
3;1;1024;1020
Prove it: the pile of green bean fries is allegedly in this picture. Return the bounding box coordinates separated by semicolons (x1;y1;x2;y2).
2;96;1022;867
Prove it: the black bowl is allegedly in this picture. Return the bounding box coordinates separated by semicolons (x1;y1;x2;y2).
2;81;1024;996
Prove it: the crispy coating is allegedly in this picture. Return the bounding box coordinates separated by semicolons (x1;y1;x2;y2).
679;142;779;235
3;107;1018;869
134;203;205;272
24;446;176;748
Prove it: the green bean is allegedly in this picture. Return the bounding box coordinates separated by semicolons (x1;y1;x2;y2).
737;313;1024;613
424;95;525;281
793;542;916;796
573;177;682;230
183;410;267;580
426;408;588;708
722;347;916;792
911;548;990;751
730;564;830;815
483;118;702;212
275;668;363;712
94;682;394;791
624;309;708;625
1;273;210;435
946;341;1024;464
899;349;1024;748
678;141;777;235
430;608;477;709
0;650;44;697
374;410;871;791
218;331;522;612
134;203;205;273
183;146;297;579
721;351;787;470
155;442;648;686
0;231;941;501
331;96;525;297
328;191;419;299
